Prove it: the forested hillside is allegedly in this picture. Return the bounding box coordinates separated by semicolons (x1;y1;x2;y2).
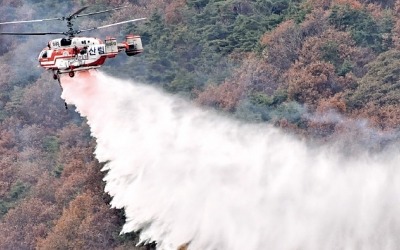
0;0;399;249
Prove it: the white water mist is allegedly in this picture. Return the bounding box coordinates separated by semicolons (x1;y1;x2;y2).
61;71;400;250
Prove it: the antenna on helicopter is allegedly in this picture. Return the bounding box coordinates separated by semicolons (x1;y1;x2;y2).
0;6;145;38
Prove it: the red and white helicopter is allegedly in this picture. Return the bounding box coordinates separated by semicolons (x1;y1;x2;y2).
0;6;146;80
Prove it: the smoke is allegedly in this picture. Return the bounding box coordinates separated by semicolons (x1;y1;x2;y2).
61;71;400;250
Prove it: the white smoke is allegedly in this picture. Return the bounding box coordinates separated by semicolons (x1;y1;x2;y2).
61;71;400;250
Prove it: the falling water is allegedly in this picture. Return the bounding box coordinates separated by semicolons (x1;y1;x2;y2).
61;71;400;250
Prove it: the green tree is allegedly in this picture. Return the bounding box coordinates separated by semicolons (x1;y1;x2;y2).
347;49;400;109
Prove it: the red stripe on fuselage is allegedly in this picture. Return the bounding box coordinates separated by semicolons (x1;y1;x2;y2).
39;50;108;70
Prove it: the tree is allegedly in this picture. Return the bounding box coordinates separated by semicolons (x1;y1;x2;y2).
196;80;247;111
0;198;58;249
347;49;400;129
261;20;303;71
348;49;400;109
287;61;354;107
329;4;393;52
20;75;72;128
38;192;129;250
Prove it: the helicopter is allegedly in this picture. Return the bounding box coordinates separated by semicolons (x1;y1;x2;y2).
0;6;146;80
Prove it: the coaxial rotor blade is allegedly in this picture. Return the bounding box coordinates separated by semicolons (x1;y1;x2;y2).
0;5;131;25
68;6;89;19
0;31;65;35
0;17;62;25
79;18;147;33
75;6;129;18
0;6;91;24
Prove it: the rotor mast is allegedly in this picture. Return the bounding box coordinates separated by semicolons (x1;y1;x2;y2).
65;17;77;38
63;6;88;38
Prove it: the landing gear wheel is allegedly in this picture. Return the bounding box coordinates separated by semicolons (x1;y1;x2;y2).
53;74;58;80
69;71;75;78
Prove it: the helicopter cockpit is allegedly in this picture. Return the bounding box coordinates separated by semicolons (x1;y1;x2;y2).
38;49;53;61
48;38;72;49
61;38;72;46
38;49;47;60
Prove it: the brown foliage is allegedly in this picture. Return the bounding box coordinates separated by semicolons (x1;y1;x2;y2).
332;0;363;9
16;154;47;184
248;61;281;95
196;53;278;111
297;28;373;77
58;123;90;149
38;192;119;250
304;0;363;10
360;0;396;8
283;26;374;110
0;198;58;249
287;61;343;106
297;29;354;64
305;95;348;138
17;124;47;148
55;145;103;205
365;3;386;19
196;81;247;111
20;76;70;128
304;0;333;10
316;94;347;113
352;103;400;130
261;9;330;60
300;10;330;37
31;174;60;204
261;20;303;71
0;156;17;197
165;0;187;24
0;130;16;154
233;53;282;94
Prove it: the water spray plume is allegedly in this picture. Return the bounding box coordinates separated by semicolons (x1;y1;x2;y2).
61;71;400;250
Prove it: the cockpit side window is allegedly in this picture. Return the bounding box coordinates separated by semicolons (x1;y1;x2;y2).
61;38;72;46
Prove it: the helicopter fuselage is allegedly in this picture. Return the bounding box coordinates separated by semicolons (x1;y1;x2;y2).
38;35;143;77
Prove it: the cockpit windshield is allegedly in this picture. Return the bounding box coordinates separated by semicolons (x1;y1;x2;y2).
38;49;51;60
